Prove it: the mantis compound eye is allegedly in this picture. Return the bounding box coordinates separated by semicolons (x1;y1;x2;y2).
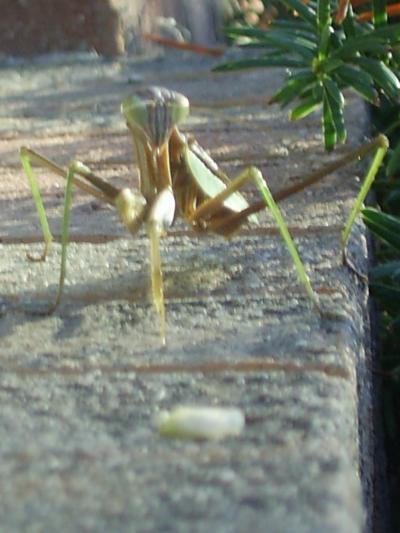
121;86;189;148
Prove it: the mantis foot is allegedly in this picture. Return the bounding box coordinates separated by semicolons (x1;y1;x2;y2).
342;247;369;284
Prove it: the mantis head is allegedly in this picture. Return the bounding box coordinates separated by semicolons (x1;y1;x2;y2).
121;86;189;149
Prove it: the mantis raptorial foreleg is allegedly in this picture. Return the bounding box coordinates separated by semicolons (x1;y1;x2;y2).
146;188;176;346
147;222;166;344
20;144;174;337
19;83;389;343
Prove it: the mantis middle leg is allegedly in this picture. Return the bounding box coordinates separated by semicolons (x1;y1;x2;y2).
190;166;320;308
189;133;388;308
20;147;119;313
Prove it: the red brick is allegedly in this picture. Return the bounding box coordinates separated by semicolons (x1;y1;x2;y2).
0;0;226;57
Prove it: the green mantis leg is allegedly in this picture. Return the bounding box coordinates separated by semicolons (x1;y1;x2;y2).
340;134;388;259
204;134;388;285
147;221;166;346
231;134;387;301
51;162;75;311
145;188;176;346
242;135;388;267
250;168;320;308
192;166;320;308
48;159;107;311
19;147;118;312
20;147;54;261
20;147;116;260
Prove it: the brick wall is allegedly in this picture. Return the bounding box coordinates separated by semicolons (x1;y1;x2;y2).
0;0;233;57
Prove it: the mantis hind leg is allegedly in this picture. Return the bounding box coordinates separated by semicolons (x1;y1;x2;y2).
245;134;388;268
340;134;388;268
203;134;388;283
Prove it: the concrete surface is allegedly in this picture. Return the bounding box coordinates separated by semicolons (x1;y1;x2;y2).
0;50;380;531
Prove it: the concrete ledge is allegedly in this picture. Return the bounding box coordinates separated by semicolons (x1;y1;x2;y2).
0;52;377;531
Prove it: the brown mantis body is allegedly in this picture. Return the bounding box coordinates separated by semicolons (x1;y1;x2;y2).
20;86;388;344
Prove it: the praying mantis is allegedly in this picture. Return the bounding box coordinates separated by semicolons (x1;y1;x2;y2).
20;86;388;345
